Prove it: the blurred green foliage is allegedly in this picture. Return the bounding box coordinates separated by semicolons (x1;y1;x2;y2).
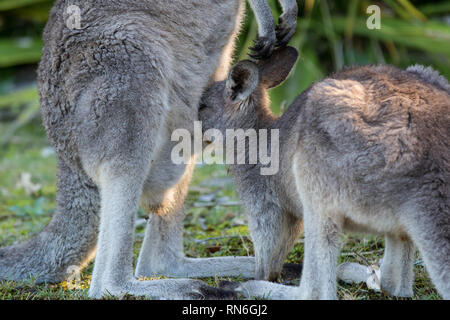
0;0;449;139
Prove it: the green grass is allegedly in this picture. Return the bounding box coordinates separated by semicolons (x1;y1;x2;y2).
0;121;441;300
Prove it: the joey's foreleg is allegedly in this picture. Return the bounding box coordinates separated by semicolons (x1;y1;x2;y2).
249;209;303;281
380;234;415;297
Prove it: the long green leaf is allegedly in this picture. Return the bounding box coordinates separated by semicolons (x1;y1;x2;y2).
328;17;450;56
0;0;50;11
0;38;43;68
396;0;427;22
419;2;450;16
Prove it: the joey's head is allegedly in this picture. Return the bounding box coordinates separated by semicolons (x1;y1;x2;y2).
199;46;298;134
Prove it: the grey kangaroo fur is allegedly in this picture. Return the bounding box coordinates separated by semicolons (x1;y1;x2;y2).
0;0;298;299
198;47;450;299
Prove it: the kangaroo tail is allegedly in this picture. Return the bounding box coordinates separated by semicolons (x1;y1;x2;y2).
0;160;100;283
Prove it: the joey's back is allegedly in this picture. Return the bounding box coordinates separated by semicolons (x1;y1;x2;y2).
290;64;449;213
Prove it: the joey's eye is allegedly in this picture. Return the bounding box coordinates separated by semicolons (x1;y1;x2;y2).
199;102;208;110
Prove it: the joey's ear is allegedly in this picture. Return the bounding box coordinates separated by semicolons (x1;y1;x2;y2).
258;46;298;89
226;60;259;102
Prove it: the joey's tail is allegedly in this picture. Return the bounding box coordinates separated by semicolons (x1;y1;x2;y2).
0;160;100;283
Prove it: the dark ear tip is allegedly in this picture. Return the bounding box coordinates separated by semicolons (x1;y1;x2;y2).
257;46;299;67
273;46;298;61
284;46;299;59
257;46;299;89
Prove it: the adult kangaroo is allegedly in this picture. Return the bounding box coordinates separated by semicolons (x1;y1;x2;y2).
0;0;298;299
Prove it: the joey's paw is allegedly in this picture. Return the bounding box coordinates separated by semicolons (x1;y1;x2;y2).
187;280;237;300
249;36;276;60
276;13;297;47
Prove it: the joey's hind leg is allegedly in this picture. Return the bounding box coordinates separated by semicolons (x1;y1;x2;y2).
299;205;342;300
404;205;450;300
249;209;303;281
135;162;254;279
337;234;415;297
380;234;415;297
